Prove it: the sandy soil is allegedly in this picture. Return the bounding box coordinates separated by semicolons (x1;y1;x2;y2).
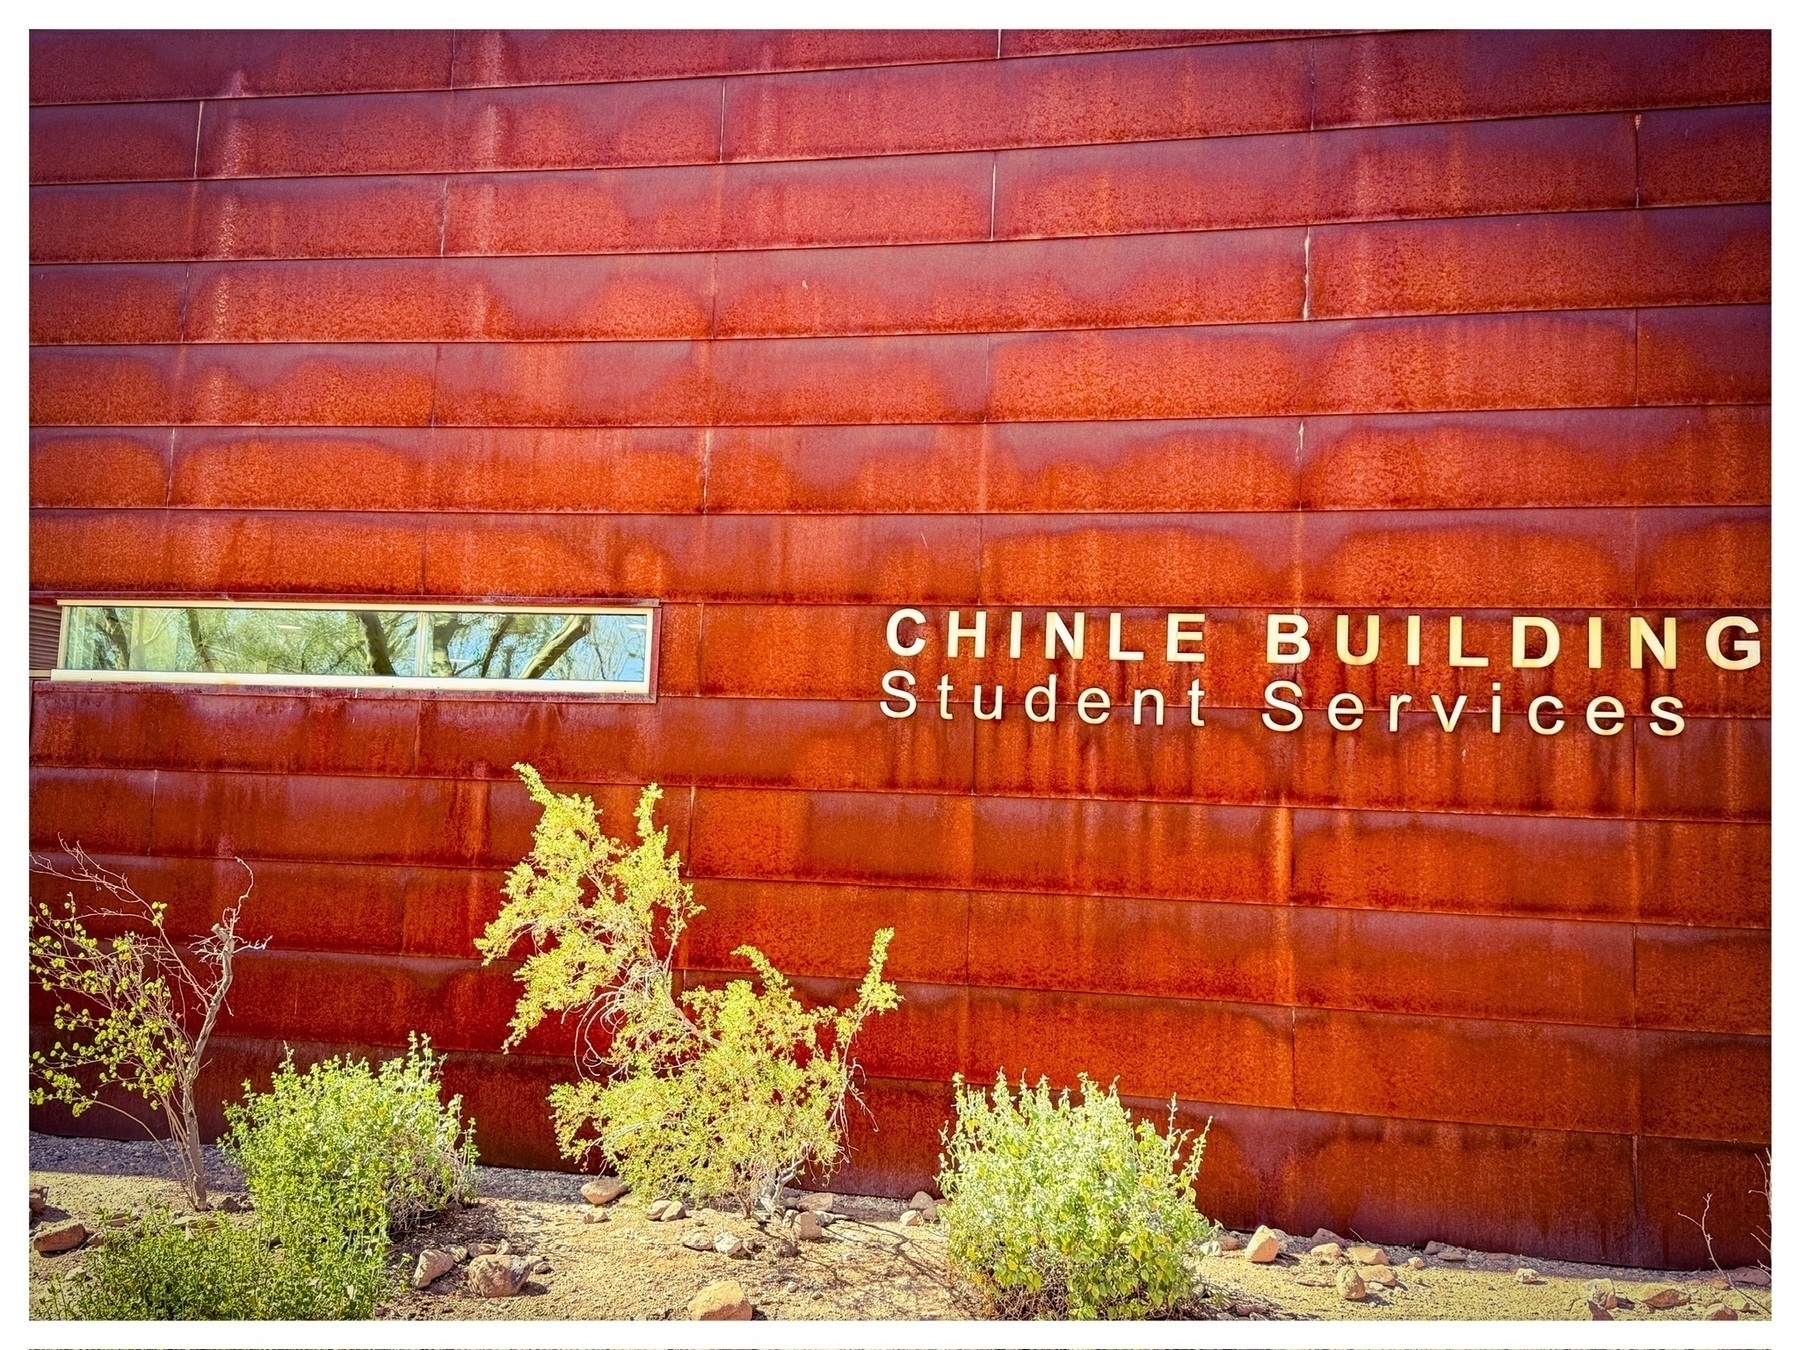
28;1132;1771;1322
1198;1229;1770;1323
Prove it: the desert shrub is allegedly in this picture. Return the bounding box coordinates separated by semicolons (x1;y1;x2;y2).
33;1208;383;1320
478;764;899;1214
221;1034;478;1254
937;1073;1213;1319
29;844;266;1210
549;939;898;1210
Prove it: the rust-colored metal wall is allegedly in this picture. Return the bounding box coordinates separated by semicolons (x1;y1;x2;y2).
29;29;1770;1267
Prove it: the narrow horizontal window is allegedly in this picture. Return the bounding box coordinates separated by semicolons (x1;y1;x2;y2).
52;602;655;697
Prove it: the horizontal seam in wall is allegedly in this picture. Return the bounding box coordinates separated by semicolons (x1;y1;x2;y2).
25;404;1777;432
22;415;1779;436
25;503;1777;519
26;31;1392;114
26;304;1778;350
38;39;1361;111
37;848;1774;936
21;414;1775;432
170;1035;1773;1152
26;771;1774;828
23;198;1775;270
69;690;1760;712
21;700;1777;723
172;949;1776;1046
28;300;1772;347
26;506;1780;519
27;201;1777;269
25;96;1774;187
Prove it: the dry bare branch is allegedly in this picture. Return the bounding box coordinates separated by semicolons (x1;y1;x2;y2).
29;841;268;1210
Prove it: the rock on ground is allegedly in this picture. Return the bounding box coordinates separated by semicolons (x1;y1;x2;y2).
1583;1278;1617;1309
681;1229;713;1251
796;1211;825;1241
715;1233;747;1258
798;1193;837;1212
1245;1225;1282;1263
1515;1267;1543;1285
1309;1242;1343;1263
411;1248;458;1289
1336;1268;1367;1301
467;1254;534;1298
1214;1230;1244;1252
33;1222;87;1255
580;1176;629;1206
29;1186;47;1215
690;1279;753;1320
1346;1244;1386;1265
1643;1285;1687;1309
899;1210;923;1227
1361;1266;1397;1288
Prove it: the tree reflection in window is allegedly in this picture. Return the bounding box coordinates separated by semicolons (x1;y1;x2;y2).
64;607;419;676
427;612;647;682
57;605;651;689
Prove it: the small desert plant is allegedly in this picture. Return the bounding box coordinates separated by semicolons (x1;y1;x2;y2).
29;842;267;1211
221;1035;478;1257
937;1073;1213;1319
1680;1150;1772;1315
33;1207;384;1320
478;764;899;1214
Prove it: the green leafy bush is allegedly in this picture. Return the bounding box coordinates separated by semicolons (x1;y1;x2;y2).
478;765;899;1214
548;938;898;1211
937;1073;1213;1319
37;1037;471;1320
221;1034;478;1253
33;1208;383;1320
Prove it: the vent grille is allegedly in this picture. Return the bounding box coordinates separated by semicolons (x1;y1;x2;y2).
29;604;62;675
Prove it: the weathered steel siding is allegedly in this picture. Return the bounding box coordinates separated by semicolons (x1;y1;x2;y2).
29;29;1770;1266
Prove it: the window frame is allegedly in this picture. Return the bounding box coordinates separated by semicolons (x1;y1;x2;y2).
49;599;661;700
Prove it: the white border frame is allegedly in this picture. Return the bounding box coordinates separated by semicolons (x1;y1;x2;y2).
48;600;659;697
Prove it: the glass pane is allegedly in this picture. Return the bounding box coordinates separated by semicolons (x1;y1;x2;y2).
428;611;648;683
62;606;134;672
61;607;419;677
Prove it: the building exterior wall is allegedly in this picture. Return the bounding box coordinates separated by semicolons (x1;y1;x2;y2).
28;29;1770;1267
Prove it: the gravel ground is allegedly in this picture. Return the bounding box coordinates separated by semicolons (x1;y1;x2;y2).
1198;1229;1771;1322
29;1132;966;1322
28;1131;1772;1322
